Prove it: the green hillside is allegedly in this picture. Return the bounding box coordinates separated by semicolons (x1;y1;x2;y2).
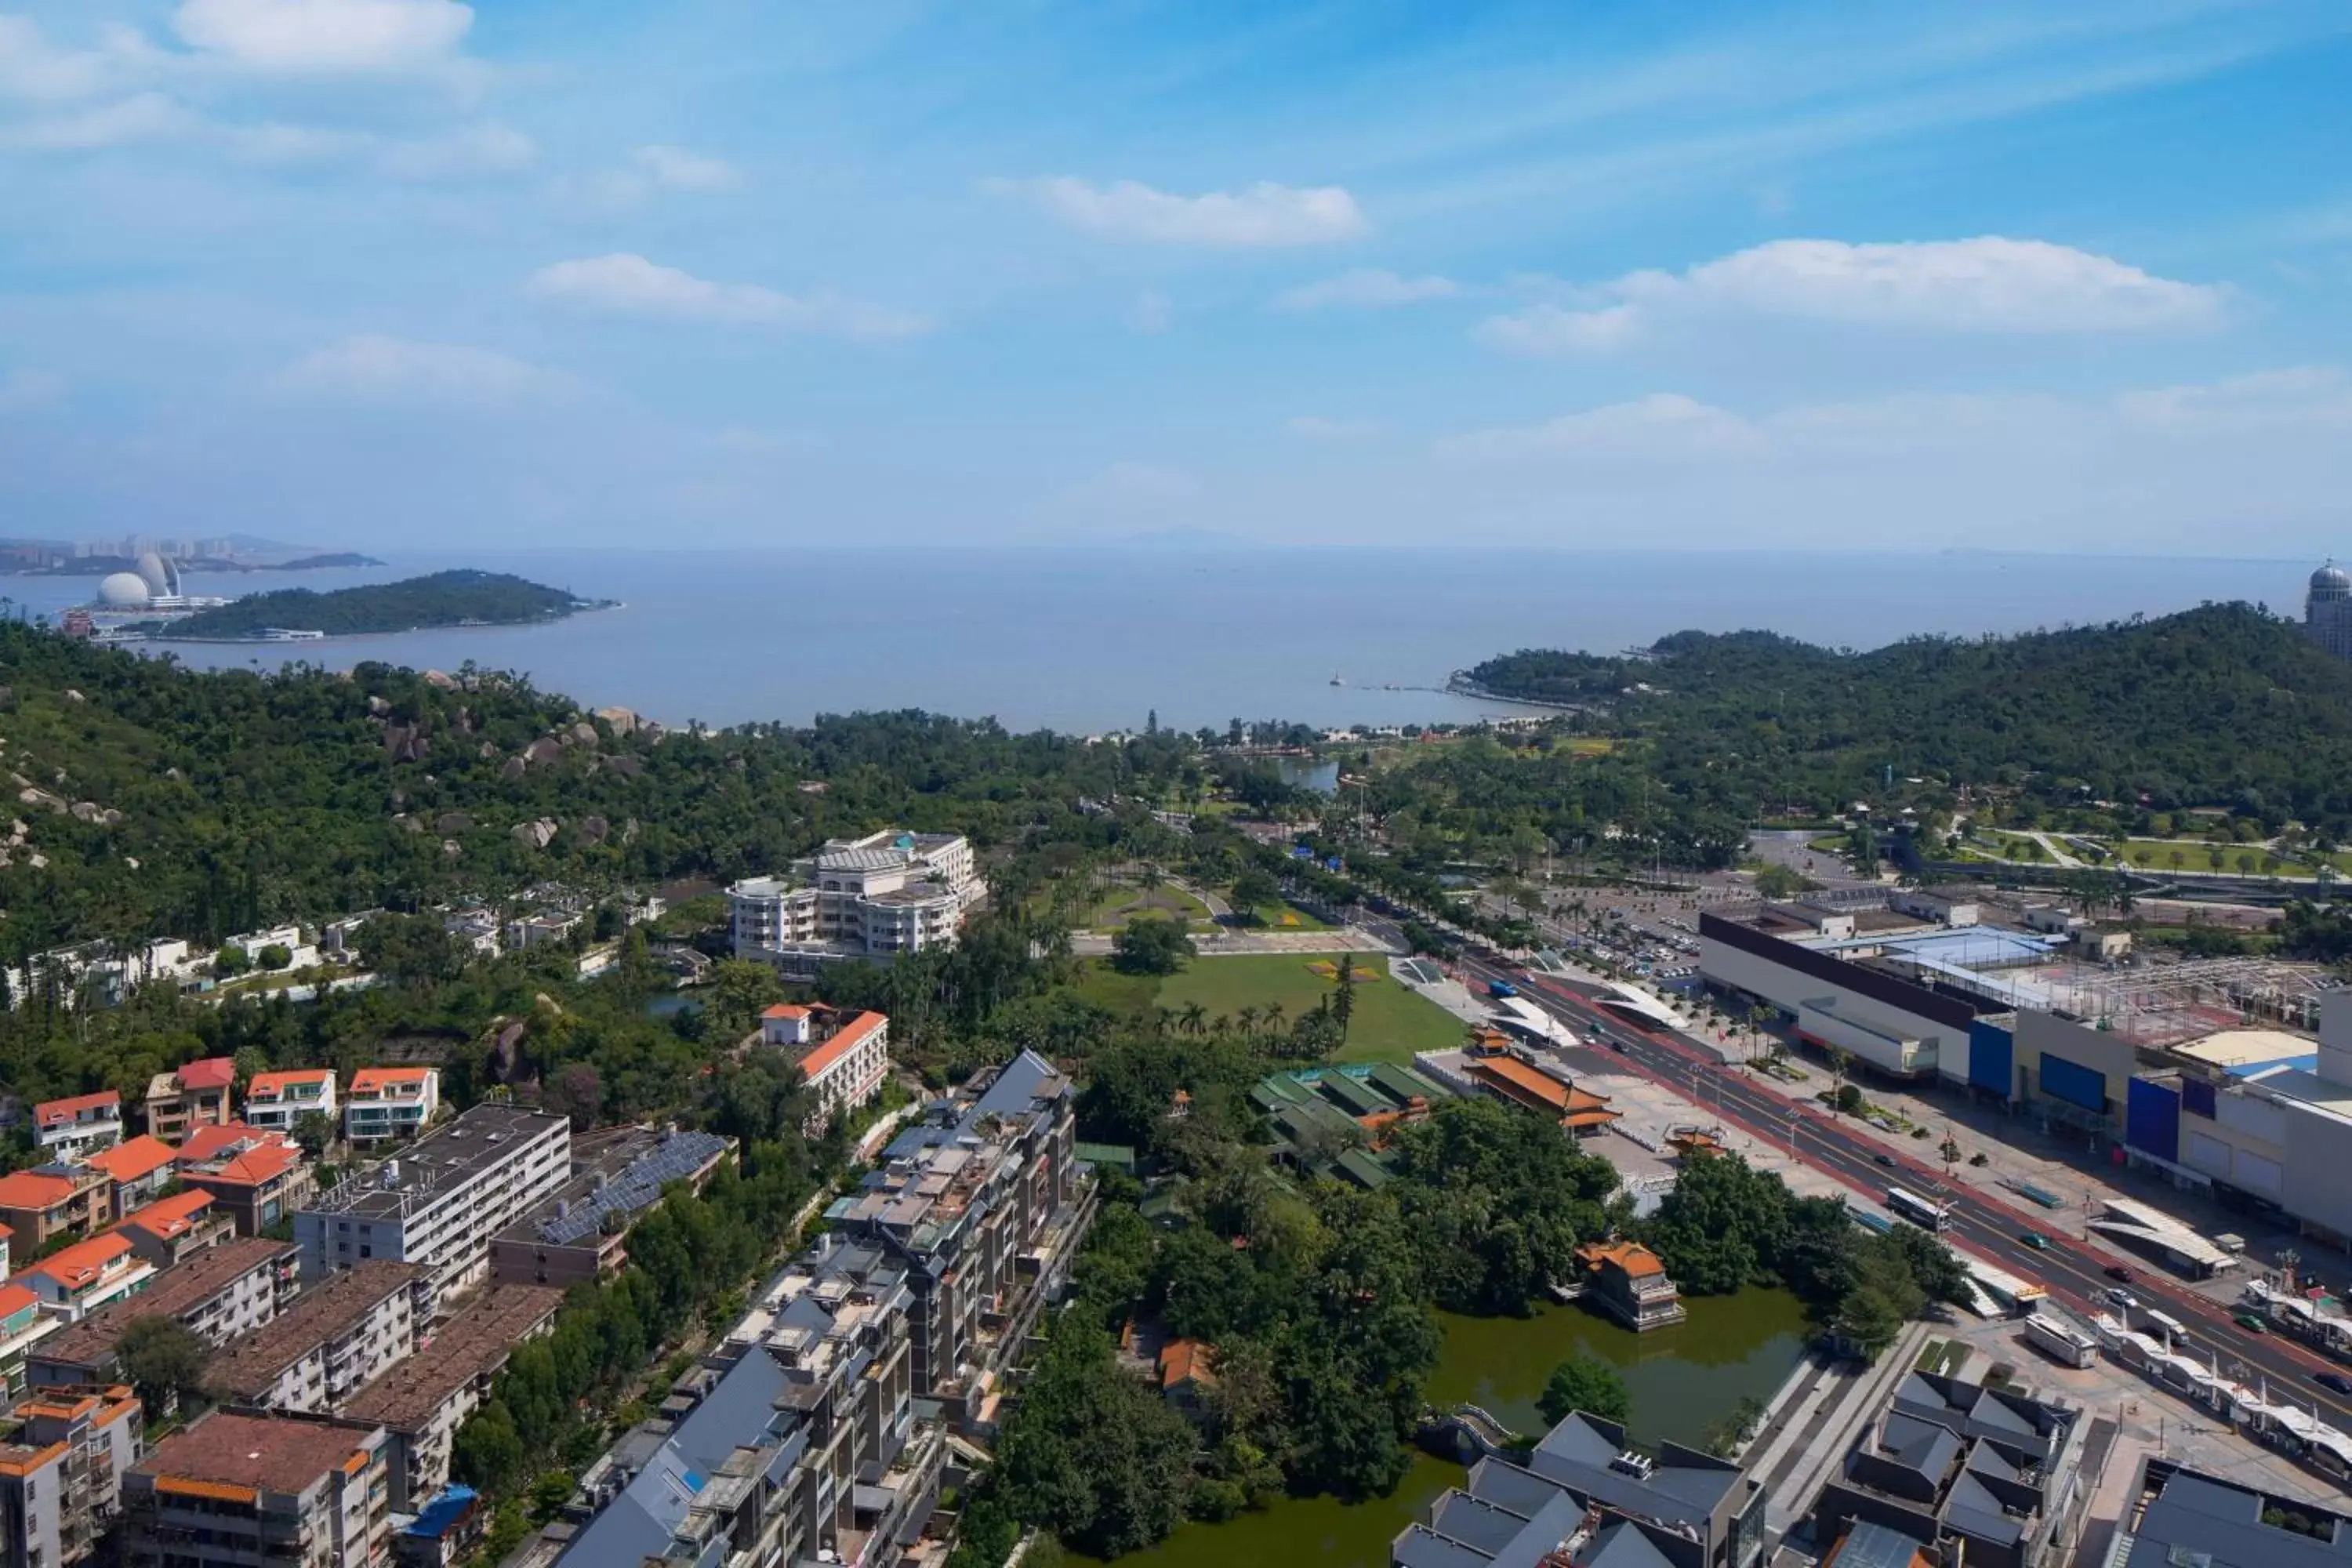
1468;603;2352;821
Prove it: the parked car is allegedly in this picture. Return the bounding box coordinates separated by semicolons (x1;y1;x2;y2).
2020;1232;2053;1251
2103;1264;2136;1282
2234;1312;2269;1334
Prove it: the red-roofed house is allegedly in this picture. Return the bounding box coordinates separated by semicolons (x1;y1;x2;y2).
112;1189;234;1267
18;1233;156;1319
760;1003;814;1046
34;1091;123;1160
0;1165;115;1250
242;1068;339;1133
87;1134;180;1214
343;1067;441;1146
766;1008;891;1133
143;1057;236;1141
177;1134;316;1237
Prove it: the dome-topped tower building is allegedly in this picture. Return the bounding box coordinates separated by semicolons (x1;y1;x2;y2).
2307;561;2352;659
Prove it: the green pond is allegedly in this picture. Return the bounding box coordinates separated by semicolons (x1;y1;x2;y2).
1078;1288;1809;1568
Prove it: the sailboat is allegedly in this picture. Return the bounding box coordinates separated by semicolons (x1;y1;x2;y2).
1329;672;1345;686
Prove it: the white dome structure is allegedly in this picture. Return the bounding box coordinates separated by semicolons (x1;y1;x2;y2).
134;550;179;598
96;572;152;608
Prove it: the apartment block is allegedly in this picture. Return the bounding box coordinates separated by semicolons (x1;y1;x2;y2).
488;1126;735;1289
243;1068;339;1133
28;1237;299;1390
0;1285;59;1399
528;1235;944;1566
343;1067;442;1147
296;1104;570;1293
86;1136;180;1217
206;1259;431;1414
826;1050;1091;1428
16;1235;156;1321
175;1124;316;1236
0;1383;142;1568
341;1284;562;1511
0;1164;116;1251
142;1057;235;1142
122;1410;392;1568
759;1004;892;1132
728;829;984;978
33;1092;123;1161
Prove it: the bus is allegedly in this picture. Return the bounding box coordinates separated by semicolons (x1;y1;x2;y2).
1886;1187;1950;1232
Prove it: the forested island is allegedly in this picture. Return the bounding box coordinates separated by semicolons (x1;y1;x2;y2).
160;568;608;639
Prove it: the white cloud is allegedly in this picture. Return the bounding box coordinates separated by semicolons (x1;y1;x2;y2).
631;143;739;191
376;121;533;180
525;254;931;339
171;0;474;75
1287;415;1384;441
0;18;158;106
1276;268;1457;310
1473;301;1640;356
278;334;560;404
1476;237;2226;355
991;176;1367;247
2117;367;2352;428
1437;394;1765;463
0;369;65;412
1;92;194;151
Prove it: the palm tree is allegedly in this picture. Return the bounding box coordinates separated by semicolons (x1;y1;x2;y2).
1264;1001;1286;1039
1236;1005;1260;1040
1180;1001;1208;1036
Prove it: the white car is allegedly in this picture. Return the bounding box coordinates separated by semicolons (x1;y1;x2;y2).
2105;1287;2136;1308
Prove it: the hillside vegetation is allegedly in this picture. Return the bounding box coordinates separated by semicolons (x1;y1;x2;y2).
0;621;1149;960
1468;604;2352;822
164;568;596;637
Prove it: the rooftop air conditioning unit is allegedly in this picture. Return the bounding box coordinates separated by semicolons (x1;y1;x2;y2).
1608;1451;1655;1480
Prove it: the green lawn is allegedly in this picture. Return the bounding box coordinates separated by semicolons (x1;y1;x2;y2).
1225;896;1333;932
2116;838;2305;876
1081;952;1468;1067
1029;883;1211;931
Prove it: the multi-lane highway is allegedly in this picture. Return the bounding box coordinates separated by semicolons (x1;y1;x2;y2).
1442;948;2352;1429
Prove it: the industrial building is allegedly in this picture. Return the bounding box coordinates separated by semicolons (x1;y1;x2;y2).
296;1103;570;1291
728;828;985;978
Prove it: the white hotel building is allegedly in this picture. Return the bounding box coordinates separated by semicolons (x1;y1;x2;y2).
729;829;984;978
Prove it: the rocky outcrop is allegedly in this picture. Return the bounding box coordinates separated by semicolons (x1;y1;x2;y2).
512;818;558;850
569;815;608;846
434;811;473;835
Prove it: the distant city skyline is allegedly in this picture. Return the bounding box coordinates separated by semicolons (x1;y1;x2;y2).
2;1;2349;552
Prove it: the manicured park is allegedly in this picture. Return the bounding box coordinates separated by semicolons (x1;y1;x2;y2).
1076;950;1471;1066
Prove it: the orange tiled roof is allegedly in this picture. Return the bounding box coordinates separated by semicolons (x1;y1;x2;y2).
1580;1240;1667;1279
762;1004;810;1019
245;1069;333;1100
89;1136;178;1184
25;1233;134;1291
0;1169;80;1209
1159;1338;1217;1389
348;1066;433;1094
798;1011;886;1081
34;1091;120;1127
186;1142;299;1189
0;1283;39;1319
115;1189;214;1240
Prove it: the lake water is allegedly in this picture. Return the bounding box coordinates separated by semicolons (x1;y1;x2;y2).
5;547;2308;735
1076;1288;1808;1568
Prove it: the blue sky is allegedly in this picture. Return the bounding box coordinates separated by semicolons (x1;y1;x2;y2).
2;0;2350;552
